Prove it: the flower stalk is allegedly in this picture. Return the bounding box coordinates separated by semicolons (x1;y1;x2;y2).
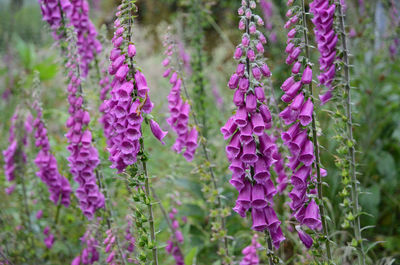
336;1;365;264
163;30;230;263
175;41;230;262
141;140;158;265
300;0;332;260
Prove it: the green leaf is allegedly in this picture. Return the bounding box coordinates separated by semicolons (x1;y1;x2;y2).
34;59;58;81
185;247;198;265
15;36;36;70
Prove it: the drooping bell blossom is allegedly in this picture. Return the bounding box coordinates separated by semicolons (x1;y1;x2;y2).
296;226;313;249
99;67;114;145
36;210;43;219
240;234;261;265
38;0;72;40
103;229;119;263
38;0;101;77
64;37;104;219
100;69;112;102
149;119;168;145
260;0;277;43
3;113;19;182
166;206;184;265
309;0;338;104
66;0;102;77
5;184;16;195
43;226;55;249
72;228;100;265
2;112;31;184
270;137;288;193
162;33;198;161
102;6;166;173
32;101;72;207
124;216;136;261
280;0;322;248
221;0;285;249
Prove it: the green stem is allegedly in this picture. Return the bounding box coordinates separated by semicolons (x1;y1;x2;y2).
336;2;365;265
53;202;61;227
141;145;158;265
96;170;127;265
20;179;31;230
150;187;184;255
191;0;208;138
265;231;275;265
300;0;332;261
173;40;229;258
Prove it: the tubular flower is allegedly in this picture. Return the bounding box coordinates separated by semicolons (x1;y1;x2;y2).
102;6;166;173
124;216;136;262
42;226;55;249
103;229;117;264
38;0;72;39
43;226;55;249
65;34;104;219
100;69;112;102
270;136;288;193
68;0;102;77
221;0;285;249
166;206;184;265
3;113;19;182
99;68;113;144
38;0;101;77
33;101;72;207
2;112;31;192
310;0;338;104
259;0;277;43
240;234;261;265
72;228;100;265
281;0;322;247
162;34;198;161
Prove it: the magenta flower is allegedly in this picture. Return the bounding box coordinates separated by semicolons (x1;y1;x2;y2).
33;102;72;207
38;0;101;77
166;205;184;265
124;216;136;258
296;226;313;249
149;120;168;145
38;0;72;40
4;184;16;195
162;33;199;161
43;226;55;249
221;0;285;249
73;228;100;265
67;0;102;77
36;210;43;219
64;39;104;219
240;234;261;265
310;0;338;104
102;8;163;173
280;0;324;248
2;113;19;182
